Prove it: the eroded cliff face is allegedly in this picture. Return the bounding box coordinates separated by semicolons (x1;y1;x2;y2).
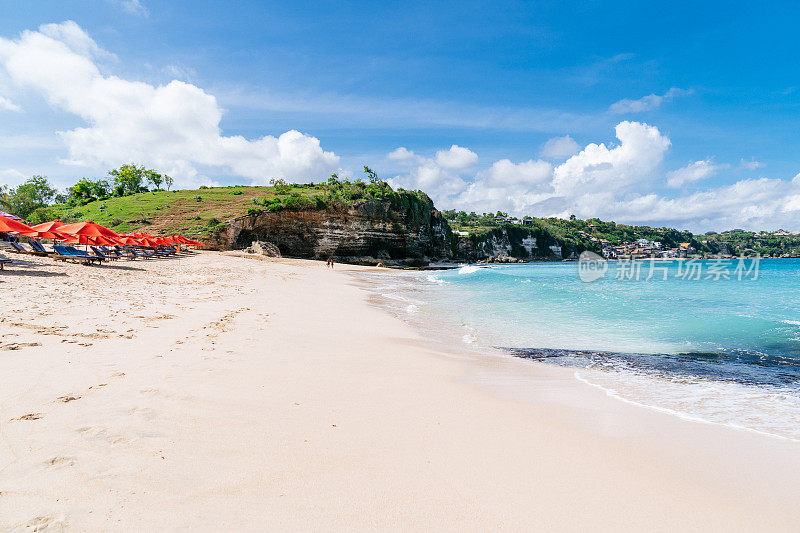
456;226;585;262
215;199;456;265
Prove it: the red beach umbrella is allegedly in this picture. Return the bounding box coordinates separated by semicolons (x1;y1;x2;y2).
30;219;64;231
28;220;66;240
115;236;142;245
0;215;36;234
57;221;120;239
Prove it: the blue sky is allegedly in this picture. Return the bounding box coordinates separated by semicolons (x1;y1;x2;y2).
1;1;800;230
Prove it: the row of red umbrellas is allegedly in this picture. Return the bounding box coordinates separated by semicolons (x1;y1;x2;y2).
0;216;203;247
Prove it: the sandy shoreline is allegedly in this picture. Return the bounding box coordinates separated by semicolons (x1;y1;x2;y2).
1;252;798;531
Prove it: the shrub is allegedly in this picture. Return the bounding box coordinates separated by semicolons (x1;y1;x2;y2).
270;178;290;195
111;218;124;226
282;194;315;210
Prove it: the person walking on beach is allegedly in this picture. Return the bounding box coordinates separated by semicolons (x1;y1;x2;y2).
326;257;334;268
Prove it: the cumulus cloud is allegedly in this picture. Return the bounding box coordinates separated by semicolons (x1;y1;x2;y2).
0;21;339;186
388;122;800;231
666;159;725;188
434;145;478;169
38;20;116;60
540;135;580;159
552;121;670;195
479;159;552;186
390;122;669;216
0;95;20;112
387;146;422;164
609;87;690;114
741;158;765;170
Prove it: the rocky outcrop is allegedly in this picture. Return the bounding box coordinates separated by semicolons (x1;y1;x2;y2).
215;198;456;266
244;241;281;257
477;254;526;264
457;226;586;262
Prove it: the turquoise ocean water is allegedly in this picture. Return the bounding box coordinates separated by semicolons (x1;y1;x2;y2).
360;258;800;440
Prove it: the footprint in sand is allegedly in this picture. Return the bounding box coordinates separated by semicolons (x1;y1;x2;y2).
45;456;76;468
129;406;155;420
19;515;67;532
77;426;130;446
0;341;42;351
11;413;42;421
56;395;81;403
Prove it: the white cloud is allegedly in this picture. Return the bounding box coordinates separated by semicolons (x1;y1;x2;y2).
434;144;478;169
0;168;26;186
0;95;20;112
386;122;800;231
478;159;552;186
741;158;765;170
552;121;671;195
609;87;690;114
540;135;580;159
666;159;724;188
0;21;339;186
163;64;196;81
389;123;670;217
38;20;116;60
387;146;422;164
110;0;149;17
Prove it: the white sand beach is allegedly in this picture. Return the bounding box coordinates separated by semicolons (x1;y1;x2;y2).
1;252;798;531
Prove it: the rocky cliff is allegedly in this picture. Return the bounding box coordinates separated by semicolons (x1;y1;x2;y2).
456;226;587;262
214;197;456;266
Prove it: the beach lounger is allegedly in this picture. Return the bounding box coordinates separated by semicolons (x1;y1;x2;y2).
102;246;126;260
0;256;12;270
91;246;116;261
139;248;158;259
30;241;51;255
17;241;50;256
7;241;34;255
120;246;138;260
126;247;149;259
65;246;105;264
53;245;104;265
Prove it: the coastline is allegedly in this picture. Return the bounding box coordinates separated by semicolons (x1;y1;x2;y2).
1;252;798;530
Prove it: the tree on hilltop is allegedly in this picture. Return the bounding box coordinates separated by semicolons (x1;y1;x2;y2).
2;175;57;219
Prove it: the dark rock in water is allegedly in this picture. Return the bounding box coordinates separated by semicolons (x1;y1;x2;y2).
478;254;526;264
244;241;281;257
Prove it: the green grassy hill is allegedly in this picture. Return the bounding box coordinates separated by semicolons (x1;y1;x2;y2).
31;186;284;237
29;179;436;240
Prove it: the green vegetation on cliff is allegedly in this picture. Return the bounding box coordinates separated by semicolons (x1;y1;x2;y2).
444;211;800;257
6;168;800;257
14;166;435;239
